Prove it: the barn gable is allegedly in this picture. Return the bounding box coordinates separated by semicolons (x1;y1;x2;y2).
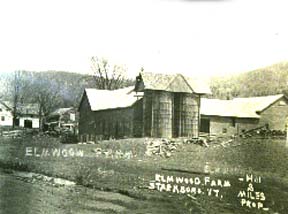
135;72;211;94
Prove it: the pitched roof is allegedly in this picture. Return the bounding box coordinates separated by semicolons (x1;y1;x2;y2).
138;72;211;94
0;101;39;115
85;86;143;111
0;100;12;111
50;107;74;116
17;103;40;115
201;94;285;118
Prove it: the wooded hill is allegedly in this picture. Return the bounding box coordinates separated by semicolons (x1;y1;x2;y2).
210;61;288;99
1;61;288;114
0;70;134;113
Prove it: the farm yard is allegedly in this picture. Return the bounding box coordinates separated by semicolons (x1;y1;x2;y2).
1;135;288;213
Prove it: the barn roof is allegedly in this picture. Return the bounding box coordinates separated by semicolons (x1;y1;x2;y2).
201;94;285;118
84;86;143;111
138;72;211;94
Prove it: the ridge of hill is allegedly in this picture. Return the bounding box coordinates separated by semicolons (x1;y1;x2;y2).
210;61;288;99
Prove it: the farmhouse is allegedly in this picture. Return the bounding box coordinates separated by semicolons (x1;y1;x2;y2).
0;101;40;129
200;94;288;136
0;101;13;127
78;72;210;141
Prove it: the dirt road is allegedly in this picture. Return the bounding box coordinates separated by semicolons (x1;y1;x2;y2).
0;168;169;214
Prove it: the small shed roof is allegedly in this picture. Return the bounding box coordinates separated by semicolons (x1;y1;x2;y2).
85;86;143;111
138;72;211;94
49;107;74;116
201;94;285;118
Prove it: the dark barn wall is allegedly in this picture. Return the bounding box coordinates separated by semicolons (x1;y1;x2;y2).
79;93;94;139
92;108;134;139
133;99;143;137
79;93;134;141
259;97;288;130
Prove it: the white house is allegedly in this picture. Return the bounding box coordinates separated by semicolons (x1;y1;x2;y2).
0;101;13;127
0;101;40;129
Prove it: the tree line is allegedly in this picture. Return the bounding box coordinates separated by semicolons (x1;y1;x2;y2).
209;61;288;99
0;57;135;129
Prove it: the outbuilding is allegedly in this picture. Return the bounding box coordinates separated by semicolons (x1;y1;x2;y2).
200;94;288;136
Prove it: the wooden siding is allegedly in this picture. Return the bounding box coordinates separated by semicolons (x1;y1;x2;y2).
79;93;134;141
201;115;259;136
259;97;288;130
143;91;200;138
143;90;173;138
174;93;199;138
133;99;143;137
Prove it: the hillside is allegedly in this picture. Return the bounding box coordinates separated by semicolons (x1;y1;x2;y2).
210;61;288;99
0;70;135;112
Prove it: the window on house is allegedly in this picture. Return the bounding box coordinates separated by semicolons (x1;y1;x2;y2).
1;116;5;121
222;128;227;133
0;108;2;112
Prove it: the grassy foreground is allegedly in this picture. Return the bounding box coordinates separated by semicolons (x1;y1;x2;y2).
0;136;288;213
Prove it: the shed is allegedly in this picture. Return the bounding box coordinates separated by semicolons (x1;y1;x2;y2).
200;94;288;135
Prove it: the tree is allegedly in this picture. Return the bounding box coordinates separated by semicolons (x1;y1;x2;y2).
7;71;32;128
90;56;130;90
29;74;63;130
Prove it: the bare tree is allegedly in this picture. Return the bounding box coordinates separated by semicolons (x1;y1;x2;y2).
8;71;31;128
30;75;63;130
91;56;129;90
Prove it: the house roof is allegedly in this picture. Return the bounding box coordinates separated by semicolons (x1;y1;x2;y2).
0;100;12;111
0;101;40;115
84;86;143;111
17;103;40;115
138;72;211;94
201;94;285;118
50;107;74;116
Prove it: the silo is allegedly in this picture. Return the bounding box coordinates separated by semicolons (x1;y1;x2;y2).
152;91;173;138
180;93;199;138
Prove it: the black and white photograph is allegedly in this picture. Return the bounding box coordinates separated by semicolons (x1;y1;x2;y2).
0;0;288;213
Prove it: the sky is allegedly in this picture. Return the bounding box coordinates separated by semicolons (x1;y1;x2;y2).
0;0;287;79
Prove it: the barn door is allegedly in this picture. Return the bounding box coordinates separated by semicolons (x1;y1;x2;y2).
200;118;210;133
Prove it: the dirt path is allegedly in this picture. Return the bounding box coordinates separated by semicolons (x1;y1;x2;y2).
0;168;169;214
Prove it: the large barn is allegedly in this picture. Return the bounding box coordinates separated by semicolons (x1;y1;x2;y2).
78;72;210;141
200;94;288;136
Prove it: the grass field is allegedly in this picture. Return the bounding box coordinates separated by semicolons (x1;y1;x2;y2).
0;136;288;213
